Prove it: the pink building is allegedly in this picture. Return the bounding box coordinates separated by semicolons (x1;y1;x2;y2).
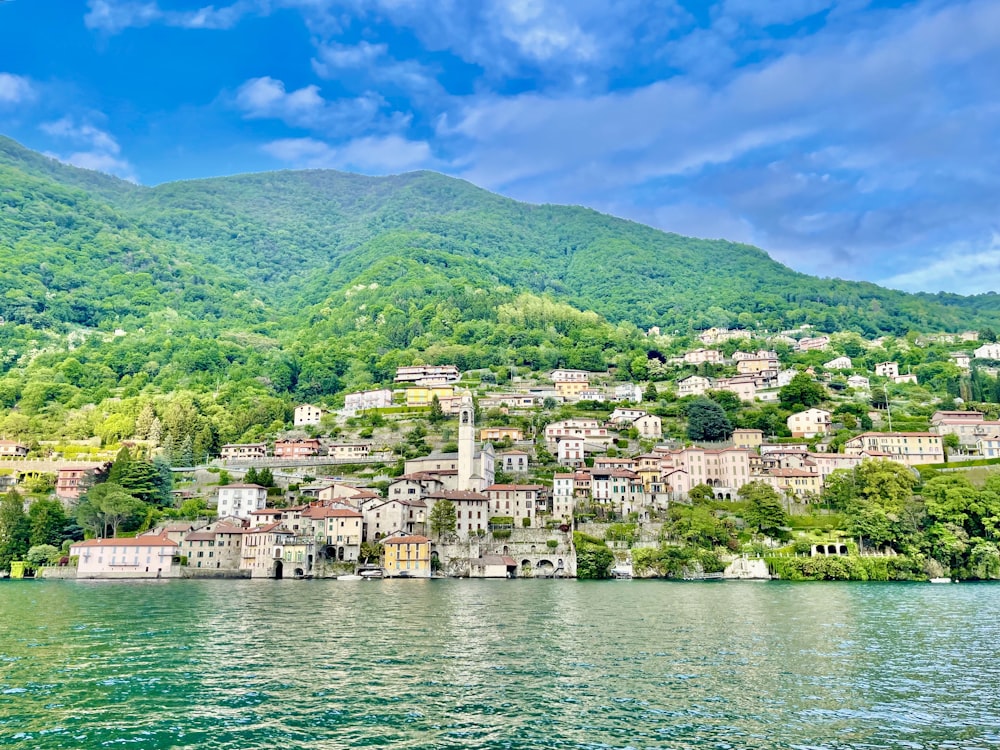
71;535;179;578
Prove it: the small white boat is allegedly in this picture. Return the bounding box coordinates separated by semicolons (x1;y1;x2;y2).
337;574;363;581
929;577;953;583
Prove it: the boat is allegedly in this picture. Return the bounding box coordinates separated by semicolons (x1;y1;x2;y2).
929;577;953;583
337;574;363;581
358;565;384;579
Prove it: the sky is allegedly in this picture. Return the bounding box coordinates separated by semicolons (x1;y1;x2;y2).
2;1;1000;295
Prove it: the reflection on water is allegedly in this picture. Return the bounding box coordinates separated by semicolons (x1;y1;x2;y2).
2;579;999;749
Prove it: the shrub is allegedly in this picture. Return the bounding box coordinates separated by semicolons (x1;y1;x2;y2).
546;539;558;549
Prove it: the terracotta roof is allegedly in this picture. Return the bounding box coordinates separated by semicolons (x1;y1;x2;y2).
247;522;292;534
306;507;363;519
382;535;430;545
220;483;266;490
72;535;177;548
768;468;818;477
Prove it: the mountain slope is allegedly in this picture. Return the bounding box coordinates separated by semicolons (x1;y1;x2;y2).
1;133;998;416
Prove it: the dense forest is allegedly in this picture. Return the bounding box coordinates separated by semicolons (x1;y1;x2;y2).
3;133;1000;450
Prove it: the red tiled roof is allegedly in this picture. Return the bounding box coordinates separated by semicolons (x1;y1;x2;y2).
72;535;177;548
383;535;430;545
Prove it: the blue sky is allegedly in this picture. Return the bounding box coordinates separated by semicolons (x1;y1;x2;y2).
2;0;999;295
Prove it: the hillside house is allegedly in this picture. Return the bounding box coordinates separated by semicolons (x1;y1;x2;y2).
293;404;325;426
216;483;267;520
0;441;28;457
677;375;712;397
394;365;460;385
220;443;268;460
824;356;853;370
875;362;899;378
787;408;832;438
273;439;321;458
343;388;393;415
843;432;944;465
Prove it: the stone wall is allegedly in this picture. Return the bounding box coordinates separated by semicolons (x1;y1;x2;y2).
434;528;576;578
180;568;251;579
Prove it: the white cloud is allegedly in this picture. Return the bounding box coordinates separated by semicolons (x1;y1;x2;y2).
0;73;34;105
311;41;440;94
880;232;1000;294
84;0;259;33
233;76;392;133
40;117;137;182
262;134;433;173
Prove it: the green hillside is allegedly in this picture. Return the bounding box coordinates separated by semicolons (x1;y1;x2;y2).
1;133;999;437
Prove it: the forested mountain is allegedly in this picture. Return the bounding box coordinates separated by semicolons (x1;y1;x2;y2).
2;133;999;436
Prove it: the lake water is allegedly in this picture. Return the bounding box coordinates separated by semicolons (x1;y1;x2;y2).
2;579;999;749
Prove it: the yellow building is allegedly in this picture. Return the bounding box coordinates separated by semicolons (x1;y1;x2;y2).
554;380;590;398
480;427;524;442
405;386;455;408
382;534;432;578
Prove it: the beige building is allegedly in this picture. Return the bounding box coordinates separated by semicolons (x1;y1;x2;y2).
677;375;712;397
220;443;267;460
684;348;724;365
328;443;372;460
843;432;944;465
480;427;524;442
484;484;544;527
732;428;764;451
787;408;832;438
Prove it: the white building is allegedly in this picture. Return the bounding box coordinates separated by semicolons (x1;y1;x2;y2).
875;362;899;378
294;404;325;427
824;356;853;370
216;483;268;520
787;408;832;438
343;388;393;415
974;344;1000;360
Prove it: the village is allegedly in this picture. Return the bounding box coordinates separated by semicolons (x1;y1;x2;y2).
6;324;1000;581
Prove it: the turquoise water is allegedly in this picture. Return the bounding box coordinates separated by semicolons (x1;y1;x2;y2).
2;579;999;749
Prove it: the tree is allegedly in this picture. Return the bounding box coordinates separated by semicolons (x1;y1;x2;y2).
0;490;30;571
739;481;789;538
429;499;457;538
688;483;716;504
842;460;919;550
25;544;60;567
107;446;132;484
99;487;147;538
118;460;163;504
779;372;826;410
644;382;659;402
244;467;259;485
686;398;733;442
428;394;445;424
178;498;208;520
28;498;69;547
257;467;274;488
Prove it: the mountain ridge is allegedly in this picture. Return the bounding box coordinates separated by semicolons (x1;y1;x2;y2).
2;133;999;417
